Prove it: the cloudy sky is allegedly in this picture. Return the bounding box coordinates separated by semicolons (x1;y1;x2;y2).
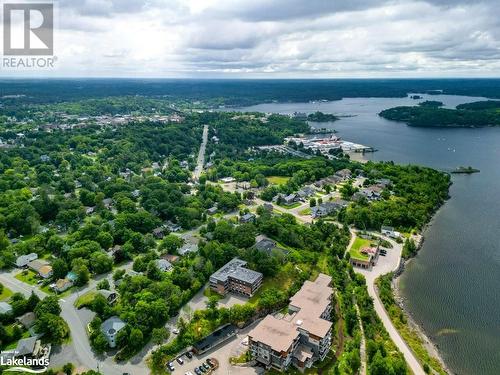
5;0;500;77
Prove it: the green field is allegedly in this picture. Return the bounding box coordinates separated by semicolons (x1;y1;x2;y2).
278;202;302;209
349;237;373;261
14;270;39;285
266;176;290;185
74;290;98;308
0;286;13;301
299;207;312;215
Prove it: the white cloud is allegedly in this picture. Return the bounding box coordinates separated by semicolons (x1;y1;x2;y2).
14;0;500;76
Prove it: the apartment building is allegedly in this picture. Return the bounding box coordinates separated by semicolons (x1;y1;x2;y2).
248;273;333;372
209;258;263;297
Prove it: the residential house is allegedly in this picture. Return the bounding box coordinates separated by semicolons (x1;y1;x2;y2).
311;200;348;219
152;227;165;239
101;316;126;348
27;260;53;279
178;243;198;256
249;274;333;372
254;235;289;257
16;312;36;329
164;221;181;232
155;259;173;272
102;198;113;209
263;203;274;211
334;168;352;180
350;247;379;269
381;226;401;239
297;186;316;199
0;302;13;315
98;289;118;304
51;278;73;293
240;213;256;224
209;258;263;297
219;177;236;183
15;253;38;268
15;337;42;357
207;206;218;215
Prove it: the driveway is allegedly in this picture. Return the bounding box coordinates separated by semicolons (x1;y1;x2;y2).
171;322;263;375
354;236;425;375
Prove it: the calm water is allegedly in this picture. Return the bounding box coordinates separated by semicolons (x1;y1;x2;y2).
231;95;500;375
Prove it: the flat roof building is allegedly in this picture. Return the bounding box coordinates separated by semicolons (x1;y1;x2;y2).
248;273;333;372
209;258;263;297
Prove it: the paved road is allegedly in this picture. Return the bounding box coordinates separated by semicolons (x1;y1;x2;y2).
193;125;209;181
354;236;425;375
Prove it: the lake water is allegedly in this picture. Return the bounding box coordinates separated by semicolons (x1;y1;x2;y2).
231;95;500;375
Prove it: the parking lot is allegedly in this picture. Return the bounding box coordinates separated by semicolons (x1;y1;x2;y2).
170;323;263;375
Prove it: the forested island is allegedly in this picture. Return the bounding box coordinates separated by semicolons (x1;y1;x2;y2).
307;111;339;122
379;100;500;127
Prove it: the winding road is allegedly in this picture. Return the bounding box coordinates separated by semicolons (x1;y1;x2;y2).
353;236;426;375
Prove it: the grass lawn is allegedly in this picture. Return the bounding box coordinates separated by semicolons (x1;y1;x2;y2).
266;176;290;185
14;270;39;286
299;207;312;215
349;237;373;261
248;263;296;305
74;290;98;308
0;286;13;301
40;284;73;299
278;202;302;209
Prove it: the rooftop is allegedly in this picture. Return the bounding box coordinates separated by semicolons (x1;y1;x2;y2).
211;258;262;284
249;273;333;352
249;315;300;353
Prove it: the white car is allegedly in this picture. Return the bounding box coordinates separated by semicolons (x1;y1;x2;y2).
172;328;180;334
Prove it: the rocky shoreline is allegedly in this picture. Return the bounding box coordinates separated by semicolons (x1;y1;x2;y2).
392;231;453;375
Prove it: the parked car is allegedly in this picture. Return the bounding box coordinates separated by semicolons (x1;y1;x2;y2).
172;328;180;334
206;359;215;368
202;363;210;370
177;357;184;365
198;366;207;373
194;368;202;375
167;362;175;371
185;351;193;359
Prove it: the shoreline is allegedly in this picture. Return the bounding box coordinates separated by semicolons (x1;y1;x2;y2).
392;219;454;375
393;275;452;374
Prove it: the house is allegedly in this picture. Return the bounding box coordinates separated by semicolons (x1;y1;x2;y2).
381;226;401;239
297;186;316;199
311;200;348;219
27;260;53;279
131;189;141;198
66;271;79;283
178;243;198;256
263;203;274;211
85;206;95;215
254;235;276;254
161;253;179;263
253;235;288;257
51;278;73;293
102;198;113;209
16;312;36;329
0;302;13;315
219;177;236;183
16;253;38;268
101;316;126;348
98;289;118;304
207;206;218;215
209;258;263;297
350;247;380;269
240;213;256;224
152;227;165;239
15;337;41;357
335;168;352;180
155;259;173;272
164;221;181;232
249;274;333;372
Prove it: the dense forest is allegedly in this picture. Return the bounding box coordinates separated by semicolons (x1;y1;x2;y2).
379;100;500;127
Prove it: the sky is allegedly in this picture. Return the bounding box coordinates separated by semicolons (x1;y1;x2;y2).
2;0;500;77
